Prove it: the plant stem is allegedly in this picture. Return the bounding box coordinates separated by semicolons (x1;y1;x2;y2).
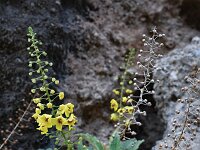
0;101;32;149
172;103;190;150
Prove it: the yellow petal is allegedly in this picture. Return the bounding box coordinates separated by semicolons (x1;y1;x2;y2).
47;103;53;108
56;123;62;131
110;113;119;121
59;92;64;100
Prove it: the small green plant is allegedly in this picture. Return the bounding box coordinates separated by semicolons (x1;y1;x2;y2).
110;48;137;137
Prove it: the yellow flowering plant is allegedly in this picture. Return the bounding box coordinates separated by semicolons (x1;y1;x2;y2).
27;27;77;149
110;27;165;140
110;48;137;138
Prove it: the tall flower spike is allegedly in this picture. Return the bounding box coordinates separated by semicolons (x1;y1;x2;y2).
27;27;77;137
110;27;165;139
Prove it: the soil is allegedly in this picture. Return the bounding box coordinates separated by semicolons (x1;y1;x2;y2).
0;0;200;149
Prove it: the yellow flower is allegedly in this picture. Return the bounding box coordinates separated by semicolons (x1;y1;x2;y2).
66;103;74;113
32;108;41;120
122;97;128;103
117;108;126;115
52;115;68;131
66;114;77;130
110;113;119;121
33;98;40;104
32;113;40;120
125;106;134;114
37;114;53;128
110;99;118;111
126;89;133;94
59;92;64;100
57;103;74;117
47;102;53;108
112;89;120;95
35;108;41;114
56;105;65;116
37;103;44;110
37;125;48;135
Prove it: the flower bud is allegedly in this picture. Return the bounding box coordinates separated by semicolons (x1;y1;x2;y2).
31;89;36;93
55;80;59;85
31;79;36;83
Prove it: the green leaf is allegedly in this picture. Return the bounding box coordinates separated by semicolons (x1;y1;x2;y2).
79;133;105;150
109;133;143;150
121;138;144;150
77;140;84;150
109;134;121;150
77;137;89;150
88;147;94;150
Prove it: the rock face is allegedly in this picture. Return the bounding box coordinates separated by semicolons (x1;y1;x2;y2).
1;0;200;149
180;0;200;30
153;37;200;150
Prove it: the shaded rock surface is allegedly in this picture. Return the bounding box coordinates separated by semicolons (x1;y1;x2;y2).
0;0;200;149
153;37;200;150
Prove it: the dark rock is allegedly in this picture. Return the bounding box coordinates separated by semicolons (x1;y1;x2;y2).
180;0;200;30
153;37;200;150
